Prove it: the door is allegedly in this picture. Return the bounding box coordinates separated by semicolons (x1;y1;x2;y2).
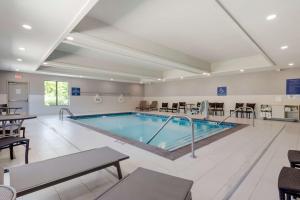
8;81;29;114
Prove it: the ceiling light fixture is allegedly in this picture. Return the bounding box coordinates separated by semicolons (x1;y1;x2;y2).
180;76;184;79
157;78;161;81
66;36;74;41
240;69;245;72
266;14;277;21
43;62;48;65
288;63;294;66
280;45;288;50
22;24;32;30
16;69;20;72
18;47;25;51
17;58;23;62
110;78;114;81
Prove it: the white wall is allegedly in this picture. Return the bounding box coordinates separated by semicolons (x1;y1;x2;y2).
29;94;142;115
144;68;300;117
0;71;144;115
144;95;300;117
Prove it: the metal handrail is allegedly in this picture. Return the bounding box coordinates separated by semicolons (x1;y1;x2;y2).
59;108;74;120
147;115;196;158
146;115;173;144
217;106;255;127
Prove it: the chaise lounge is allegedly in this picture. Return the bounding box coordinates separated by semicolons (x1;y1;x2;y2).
1;148;194;200
159;102;168;112
168;103;179;113
136;100;148;111
96;167;193;200
4;147;129;197
149;101;158;111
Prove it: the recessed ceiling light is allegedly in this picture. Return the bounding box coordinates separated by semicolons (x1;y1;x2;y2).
207;73;211;76
202;72;210;76
157;78;161;81
266;14;277;21
79;76;83;78
66;36;74;41
280;45;288;50
43;62;48;65
240;69;245;72
22;24;32;30
180;76;184;79
110;78;114;81
18;47;25;51
288;62;294;66
17;58;23;62
16;69;20;71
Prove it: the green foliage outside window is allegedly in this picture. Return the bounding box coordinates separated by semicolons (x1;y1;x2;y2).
44;81;69;106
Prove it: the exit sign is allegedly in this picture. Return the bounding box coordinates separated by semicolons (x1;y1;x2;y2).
15;73;22;80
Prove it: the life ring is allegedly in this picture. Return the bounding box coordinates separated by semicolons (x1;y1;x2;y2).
118;94;125;103
94;94;103;103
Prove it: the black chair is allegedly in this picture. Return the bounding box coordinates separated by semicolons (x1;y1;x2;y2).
288;150;300;168
191;102;201;114
278;167;300;200
0;137;30;164
159;103;168;112
0;104;8;115
214;103;224;116
208;103;216;115
178;102;186;113
230;103;244;118
244;103;256;118
168;103;178;113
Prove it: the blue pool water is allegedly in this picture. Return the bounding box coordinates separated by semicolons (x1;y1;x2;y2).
71;112;235;151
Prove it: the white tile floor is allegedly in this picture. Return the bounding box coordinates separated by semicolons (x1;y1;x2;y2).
0;113;298;200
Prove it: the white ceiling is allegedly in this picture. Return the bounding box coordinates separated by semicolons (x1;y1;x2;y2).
0;0;299;83
0;0;98;71
88;0;259;62
220;0;300;66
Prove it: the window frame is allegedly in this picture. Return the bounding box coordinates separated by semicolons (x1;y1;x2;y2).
44;80;69;106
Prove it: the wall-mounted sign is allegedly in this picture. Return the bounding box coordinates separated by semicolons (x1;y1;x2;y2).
217;86;227;96
286;79;300;95
15;73;22;80
94;94;103;103
71;87;80;96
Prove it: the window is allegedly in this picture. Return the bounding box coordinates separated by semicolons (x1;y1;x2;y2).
44;81;69;106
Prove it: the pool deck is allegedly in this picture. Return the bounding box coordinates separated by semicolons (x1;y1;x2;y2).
0;111;298;200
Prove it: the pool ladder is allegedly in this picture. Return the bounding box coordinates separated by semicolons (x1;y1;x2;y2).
217;106;255;127
59;108;74;120
147;115;196;159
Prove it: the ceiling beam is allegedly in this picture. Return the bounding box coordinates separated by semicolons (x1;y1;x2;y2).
63;32;209;74
42;61;161;80
36;0;100;70
215;0;276;66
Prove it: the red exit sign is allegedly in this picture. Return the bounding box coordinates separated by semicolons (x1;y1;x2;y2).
15;73;22;80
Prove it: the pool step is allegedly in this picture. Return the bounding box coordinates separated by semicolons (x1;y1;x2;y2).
164;128;226;151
